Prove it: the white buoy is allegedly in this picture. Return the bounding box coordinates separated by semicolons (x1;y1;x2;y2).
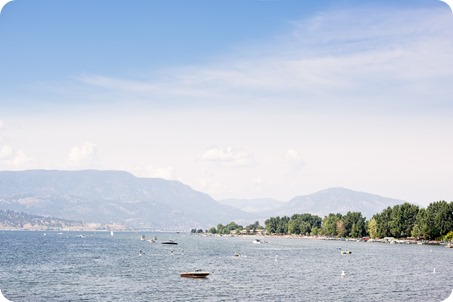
341;270;346;277
433;268;436;274
275;255;278;262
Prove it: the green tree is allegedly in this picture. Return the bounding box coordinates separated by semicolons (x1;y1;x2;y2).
444;231;453;243
414;208;429;238
245;221;261;232
343;212;366;238
389;203;419;238
321;213;340;236
336;220;346;237
216;223;225;234
288;213;321;235
310;226;320;236
276;216;290;234
368;217;378;238
373;207;392;238
423;201;453;239
208;226;217;234
265;217;278;234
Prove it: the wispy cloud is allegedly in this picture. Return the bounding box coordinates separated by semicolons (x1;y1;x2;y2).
200;146;254;167
73;6;453;113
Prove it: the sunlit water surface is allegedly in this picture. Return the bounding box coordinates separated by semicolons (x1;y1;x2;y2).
0;231;452;301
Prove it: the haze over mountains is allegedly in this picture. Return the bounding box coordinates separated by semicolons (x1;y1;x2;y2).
0;170;406;230
220;188;404;220
0;170;249;230
261;187;404;219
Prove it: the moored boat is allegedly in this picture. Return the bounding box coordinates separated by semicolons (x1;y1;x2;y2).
180;270;210;278
340;250;352;254
252;239;267;244
161;240;178;245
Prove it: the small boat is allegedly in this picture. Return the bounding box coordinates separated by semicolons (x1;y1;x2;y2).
110;231;114;236
161;240;178;245
140;235;146;240
180;269;210;278
340;251;352;254
253;239;268;244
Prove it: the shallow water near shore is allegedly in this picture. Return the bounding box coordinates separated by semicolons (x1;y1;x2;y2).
0;231;452;301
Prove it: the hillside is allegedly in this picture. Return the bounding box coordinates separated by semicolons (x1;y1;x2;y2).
0;170;250;230
259;187;405;219
0;209;86;230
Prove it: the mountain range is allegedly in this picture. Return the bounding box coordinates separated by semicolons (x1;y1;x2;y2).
0;170;249;230
257;187;404;219
0;170;407;230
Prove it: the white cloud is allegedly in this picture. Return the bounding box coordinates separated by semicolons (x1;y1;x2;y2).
146;166;177;180
284;148;305;172
286;149;303;163
200;146;254;167
67;141;99;168
0;145;31;169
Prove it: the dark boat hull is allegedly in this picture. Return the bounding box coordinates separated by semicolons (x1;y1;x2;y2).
180;272;210;278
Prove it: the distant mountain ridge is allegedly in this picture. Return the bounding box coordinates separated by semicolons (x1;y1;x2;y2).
0;170;250;230
257;187;405;219
0;170;407;230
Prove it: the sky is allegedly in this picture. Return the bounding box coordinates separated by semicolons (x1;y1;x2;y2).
0;0;452;206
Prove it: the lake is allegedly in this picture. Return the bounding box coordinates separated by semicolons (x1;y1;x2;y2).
0;231;452;301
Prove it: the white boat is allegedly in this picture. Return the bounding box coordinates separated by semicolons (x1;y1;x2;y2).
252;239;267;244
110;231;114;236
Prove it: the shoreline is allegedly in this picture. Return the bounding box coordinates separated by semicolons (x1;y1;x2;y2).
207;233;449;246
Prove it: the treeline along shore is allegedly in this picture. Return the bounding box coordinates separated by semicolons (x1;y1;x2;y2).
207;201;453;243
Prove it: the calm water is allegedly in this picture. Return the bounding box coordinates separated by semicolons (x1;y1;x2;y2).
0;231;452;301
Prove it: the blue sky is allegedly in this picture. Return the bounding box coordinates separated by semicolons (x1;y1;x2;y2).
1;0;453;205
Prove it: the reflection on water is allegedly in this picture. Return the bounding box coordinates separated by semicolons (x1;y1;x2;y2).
0;231;452;301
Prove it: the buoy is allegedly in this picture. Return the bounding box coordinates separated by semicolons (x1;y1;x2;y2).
433;268;436;274
341;270;346;277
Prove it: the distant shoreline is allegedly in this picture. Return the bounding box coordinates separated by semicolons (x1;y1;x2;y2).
206;233;448;246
